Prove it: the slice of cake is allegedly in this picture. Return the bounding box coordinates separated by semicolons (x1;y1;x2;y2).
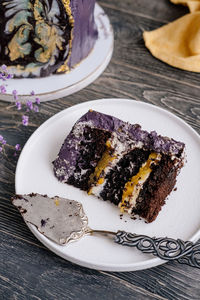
53;110;185;223
0;0;98;77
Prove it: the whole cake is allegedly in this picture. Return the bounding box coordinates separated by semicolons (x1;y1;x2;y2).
0;0;98;77
53;110;185;223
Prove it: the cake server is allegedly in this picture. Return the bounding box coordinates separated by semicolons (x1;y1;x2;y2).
12;194;200;269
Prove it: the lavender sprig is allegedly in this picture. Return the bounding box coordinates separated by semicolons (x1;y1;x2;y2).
22;115;29;126
26;100;33;111
0;85;6;94
0;65;41;156
0;65;13;81
15;101;22;110
14;143;21;157
0;135;6;145
15;144;21;151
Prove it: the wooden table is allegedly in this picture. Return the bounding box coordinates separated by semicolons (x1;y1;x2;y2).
0;1;200;299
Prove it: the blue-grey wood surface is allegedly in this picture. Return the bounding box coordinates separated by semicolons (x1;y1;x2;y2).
0;0;200;299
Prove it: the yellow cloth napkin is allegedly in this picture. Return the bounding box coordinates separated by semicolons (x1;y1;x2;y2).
143;12;200;72
143;1;200;72
170;0;200;12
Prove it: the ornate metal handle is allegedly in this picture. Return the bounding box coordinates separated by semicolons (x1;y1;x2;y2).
115;231;200;269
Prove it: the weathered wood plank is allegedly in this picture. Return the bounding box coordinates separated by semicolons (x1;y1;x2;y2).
107;262;200;300
0;0;200;299
0;231;167;300
100;0;188;23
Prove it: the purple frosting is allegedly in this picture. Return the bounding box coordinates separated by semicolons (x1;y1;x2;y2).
68;0;98;68
76;110;185;154
53;110;185;183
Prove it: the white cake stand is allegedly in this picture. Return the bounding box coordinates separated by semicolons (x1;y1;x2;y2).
0;4;114;102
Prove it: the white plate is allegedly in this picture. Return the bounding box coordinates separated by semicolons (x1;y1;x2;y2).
15;99;200;272
1;4;113;102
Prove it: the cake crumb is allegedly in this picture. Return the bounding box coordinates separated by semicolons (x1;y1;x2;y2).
174;187;177;191
41;219;46;227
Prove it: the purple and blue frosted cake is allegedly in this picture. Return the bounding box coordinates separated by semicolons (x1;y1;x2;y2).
53;110;185;223
0;0;98;77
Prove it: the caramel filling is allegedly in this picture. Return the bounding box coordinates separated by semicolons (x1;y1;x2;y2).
119;152;161;213
88;141;117;195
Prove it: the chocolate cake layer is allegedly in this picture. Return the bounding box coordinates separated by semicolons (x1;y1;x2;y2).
0;0;98;77
98;149;150;205
132;155;180;222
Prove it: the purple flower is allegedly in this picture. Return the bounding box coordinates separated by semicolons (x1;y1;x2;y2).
33;105;39;112
35;97;40;105
6;73;13;79
0;135;6;145
0;74;6;81
0;85;6;94
22;115;29;126
1;65;7;71
12;89;18;101
14;144;21;157
15;101;21;110
26;100;33;110
0;65;12;81
15;144;21;151
30;90;35;96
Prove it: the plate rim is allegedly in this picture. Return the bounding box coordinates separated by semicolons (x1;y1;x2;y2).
15;98;200;271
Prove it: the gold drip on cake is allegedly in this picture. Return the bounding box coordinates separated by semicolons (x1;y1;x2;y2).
34;0;43;22
119;152;161;213
33;0;64;64
57;0;75;73
8;1;33;62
